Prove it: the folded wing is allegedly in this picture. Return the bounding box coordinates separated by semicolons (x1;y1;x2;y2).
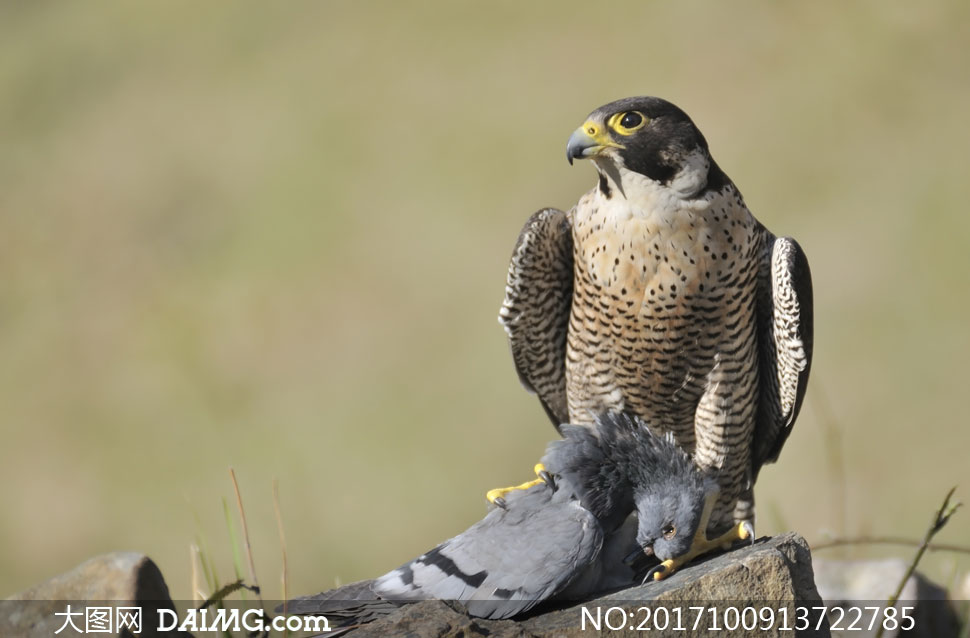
498;208;574;427
752;233;814;476
375;484;603;619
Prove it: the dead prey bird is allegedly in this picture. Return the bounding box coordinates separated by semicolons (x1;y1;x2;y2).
286;413;750;630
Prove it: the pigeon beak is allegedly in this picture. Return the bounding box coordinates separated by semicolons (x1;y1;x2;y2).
623;544;654;566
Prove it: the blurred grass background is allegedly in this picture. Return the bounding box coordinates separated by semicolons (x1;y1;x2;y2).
1;1;968;600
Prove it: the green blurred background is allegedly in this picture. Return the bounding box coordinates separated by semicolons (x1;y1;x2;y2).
2;1;968;600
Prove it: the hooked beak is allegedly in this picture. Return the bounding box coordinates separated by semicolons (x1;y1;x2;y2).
566;121;623;165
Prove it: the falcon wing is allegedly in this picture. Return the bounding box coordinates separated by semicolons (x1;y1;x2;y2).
498;208;574;428
374;485;604;619
751;233;814;478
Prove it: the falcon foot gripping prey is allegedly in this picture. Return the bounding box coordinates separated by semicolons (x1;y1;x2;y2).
645;520;754;582
499;96;813;538
289;413;747;630
485;463;554;510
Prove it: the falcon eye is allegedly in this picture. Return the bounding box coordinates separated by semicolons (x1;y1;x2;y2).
609;110;648;135
621;112;642;128
662;524;676;540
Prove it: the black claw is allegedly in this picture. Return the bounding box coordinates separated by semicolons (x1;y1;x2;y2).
493;497;508;510
742;522;756;545
538;470;556;491
642;564;667;585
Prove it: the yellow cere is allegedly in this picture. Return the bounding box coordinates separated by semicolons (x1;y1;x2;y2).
580;119;625;149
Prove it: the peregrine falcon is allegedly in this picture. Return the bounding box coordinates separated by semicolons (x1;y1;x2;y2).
288;413;746;630
498;96;813;544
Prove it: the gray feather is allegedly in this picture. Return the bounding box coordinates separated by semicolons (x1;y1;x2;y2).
284;579;398;633
374;480;603;619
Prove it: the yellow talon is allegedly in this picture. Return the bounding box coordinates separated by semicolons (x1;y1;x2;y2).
652;521;752;581
486;463;549;505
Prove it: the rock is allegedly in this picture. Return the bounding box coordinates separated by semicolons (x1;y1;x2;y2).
813;558;960;638
1;552;186;638
347;600;532;638
321;532;830;637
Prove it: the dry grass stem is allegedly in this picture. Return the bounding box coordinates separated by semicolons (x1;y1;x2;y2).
273;479;289;619
874;487;961;638
812;536;970;556
229;467;264;606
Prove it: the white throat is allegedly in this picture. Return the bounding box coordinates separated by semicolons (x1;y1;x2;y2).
590;150;713;222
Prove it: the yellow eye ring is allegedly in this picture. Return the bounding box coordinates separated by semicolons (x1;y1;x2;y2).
608;111;648;136
662;524;676;540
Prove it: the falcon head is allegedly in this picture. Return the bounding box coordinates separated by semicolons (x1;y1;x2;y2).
565;96;721;197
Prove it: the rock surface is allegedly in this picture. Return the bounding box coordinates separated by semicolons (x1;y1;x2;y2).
813;557;960;638
334;532;831;637
1;552;184;638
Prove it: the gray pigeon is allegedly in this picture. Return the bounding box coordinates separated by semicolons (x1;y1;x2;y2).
285;412;749;631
